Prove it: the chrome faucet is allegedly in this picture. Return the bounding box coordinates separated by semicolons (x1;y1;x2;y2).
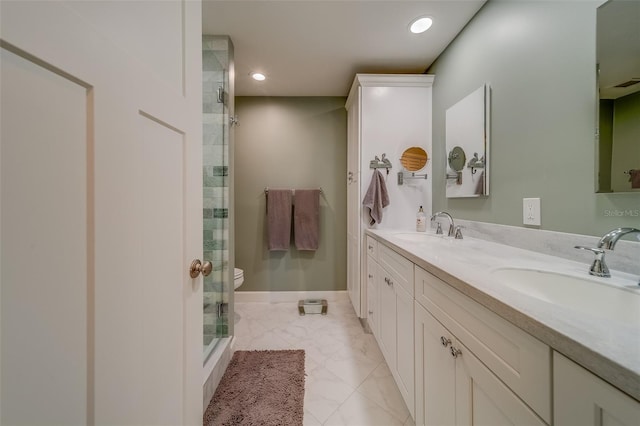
431;211;455;237
596;227;640;250
575;227;640;284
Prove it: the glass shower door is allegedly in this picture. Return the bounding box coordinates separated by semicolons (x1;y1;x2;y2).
203;36;230;362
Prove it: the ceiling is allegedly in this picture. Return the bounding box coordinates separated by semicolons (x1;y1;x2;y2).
202;1;486;97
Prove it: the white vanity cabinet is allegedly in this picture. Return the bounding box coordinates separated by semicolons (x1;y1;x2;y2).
366;237;415;417
368;232;640;426
414;265;551;425
554;352;640;426
415;303;547;426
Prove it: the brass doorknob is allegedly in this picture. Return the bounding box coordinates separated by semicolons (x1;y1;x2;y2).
189;259;212;278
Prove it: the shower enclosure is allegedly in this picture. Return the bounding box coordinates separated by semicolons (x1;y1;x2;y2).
203;36;233;362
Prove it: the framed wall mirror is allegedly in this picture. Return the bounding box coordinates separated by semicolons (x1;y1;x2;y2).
445;84;490;198
596;0;640;193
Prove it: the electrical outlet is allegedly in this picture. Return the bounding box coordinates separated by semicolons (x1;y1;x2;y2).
523;198;541;226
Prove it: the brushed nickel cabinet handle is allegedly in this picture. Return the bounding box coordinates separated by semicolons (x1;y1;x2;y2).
450;346;462;358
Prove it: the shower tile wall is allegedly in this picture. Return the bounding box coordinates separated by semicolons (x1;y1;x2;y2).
203;36;230;350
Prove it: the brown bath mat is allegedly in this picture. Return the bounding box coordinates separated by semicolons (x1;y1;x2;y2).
203;350;305;426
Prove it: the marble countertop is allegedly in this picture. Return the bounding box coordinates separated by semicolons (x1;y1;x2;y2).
366;228;640;401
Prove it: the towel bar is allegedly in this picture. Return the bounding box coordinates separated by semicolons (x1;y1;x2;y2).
264;187;323;194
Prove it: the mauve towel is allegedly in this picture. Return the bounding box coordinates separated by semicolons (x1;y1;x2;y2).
362;169;389;226
294;189;320;251
267;189;292;251
629;169;640;189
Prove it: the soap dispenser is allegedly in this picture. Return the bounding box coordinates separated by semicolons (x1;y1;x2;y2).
416;206;426;232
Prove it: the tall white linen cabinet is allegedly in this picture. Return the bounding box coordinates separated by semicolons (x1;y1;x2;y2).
345;74;435;318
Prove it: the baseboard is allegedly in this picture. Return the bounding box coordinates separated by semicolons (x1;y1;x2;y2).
234;290;348;303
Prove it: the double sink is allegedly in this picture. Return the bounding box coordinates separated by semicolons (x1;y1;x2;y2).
390;230;640;326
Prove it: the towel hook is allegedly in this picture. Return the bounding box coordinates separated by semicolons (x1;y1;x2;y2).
369;153;392;175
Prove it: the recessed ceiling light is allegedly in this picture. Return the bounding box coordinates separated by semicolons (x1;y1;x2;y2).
409;16;433;34
251;72;266;81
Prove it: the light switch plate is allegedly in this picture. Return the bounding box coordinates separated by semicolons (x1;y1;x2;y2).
523;198;541;226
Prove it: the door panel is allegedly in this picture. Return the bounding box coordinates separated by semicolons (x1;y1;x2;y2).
554;352;640;426
63;0;184;93
415;303;455;426
137;115;185;425
378;270;396;367
1;46;90;426
1;1;202;424
395;285;414;416
455;342;545;426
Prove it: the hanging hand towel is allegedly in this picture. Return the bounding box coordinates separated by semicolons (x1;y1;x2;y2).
629;169;640;189
362;169;389;226
267;189;293;251
294;189;321;251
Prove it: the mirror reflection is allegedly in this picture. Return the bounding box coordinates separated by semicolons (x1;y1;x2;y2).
445;84;490;198
400;146;428;172
448;146;466;172
596;0;640;193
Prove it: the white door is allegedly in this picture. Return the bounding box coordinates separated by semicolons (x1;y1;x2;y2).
0;1;203;425
346;96;361;316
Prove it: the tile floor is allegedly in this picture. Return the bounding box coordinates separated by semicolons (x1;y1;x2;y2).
233;299;415;426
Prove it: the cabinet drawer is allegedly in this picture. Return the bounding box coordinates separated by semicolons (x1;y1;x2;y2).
379;244;413;296
365;235;378;259
415;266;551;423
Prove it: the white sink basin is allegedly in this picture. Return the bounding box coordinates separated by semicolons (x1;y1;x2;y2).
490;267;640;324
392;232;442;242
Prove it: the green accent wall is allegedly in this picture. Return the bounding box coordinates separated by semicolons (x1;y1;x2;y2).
234;97;347;292
428;1;639;236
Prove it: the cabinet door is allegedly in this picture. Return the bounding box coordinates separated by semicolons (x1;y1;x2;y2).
455;341;546;426
366;255;379;338
415;303;455;426
378;267;396;368
395;284;415;417
554;352;640;426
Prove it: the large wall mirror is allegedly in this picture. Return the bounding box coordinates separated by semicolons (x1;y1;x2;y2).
596;0;640;193
445;84;490;198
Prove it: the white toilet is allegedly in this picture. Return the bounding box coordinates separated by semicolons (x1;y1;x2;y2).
234;268;244;290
